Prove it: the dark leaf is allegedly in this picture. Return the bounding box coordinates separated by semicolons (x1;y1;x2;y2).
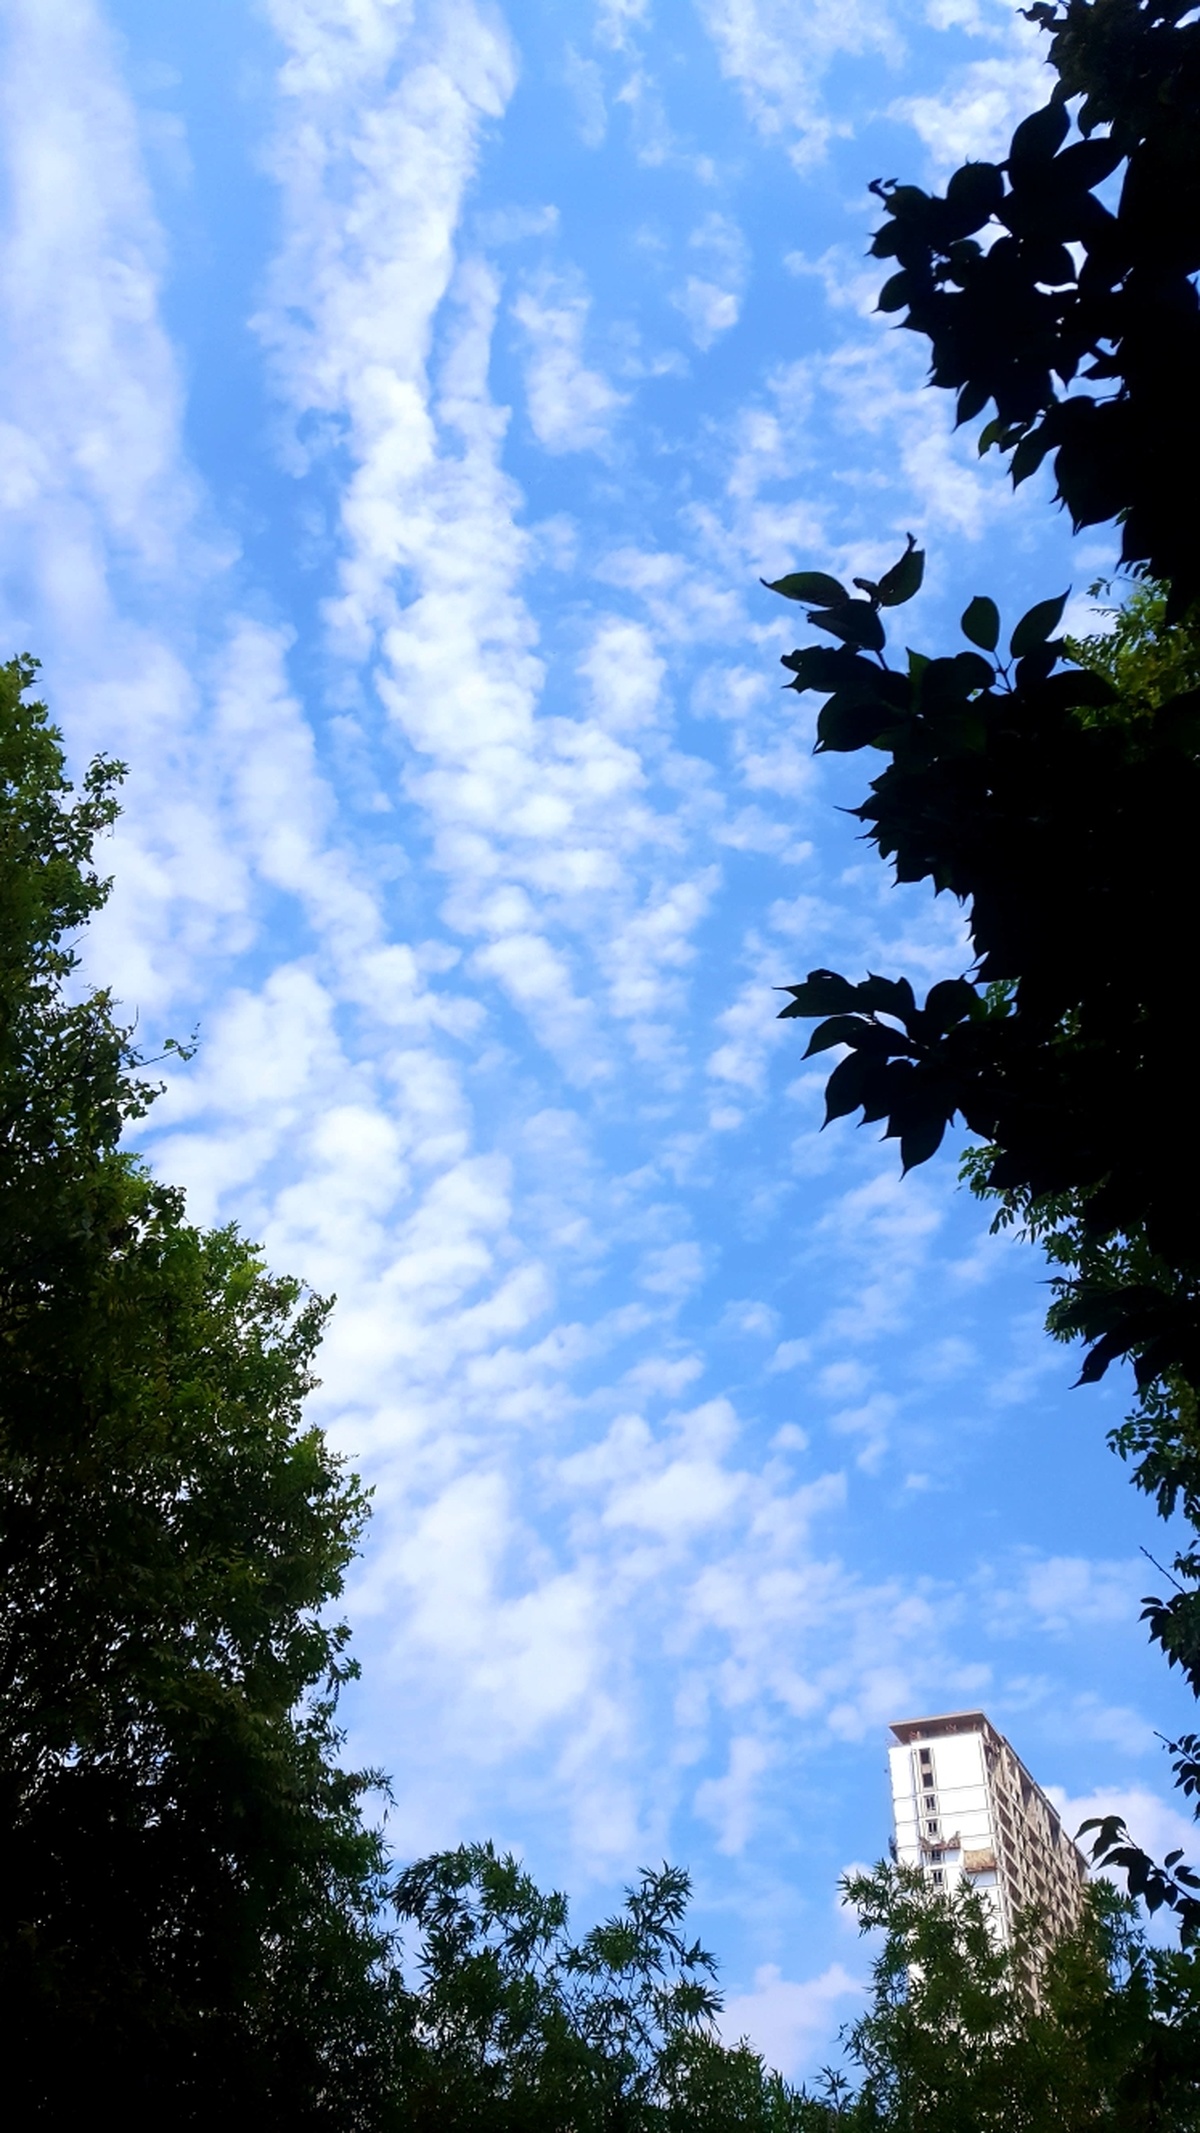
944;160;1004;230
810;601;887;653
816;693;904;753
762;570;850;605
1014;642;1061;688
776;970;860;1018
877;535;925;608
1010;429;1055;486
1036;668;1117;710
923;977;979;1031
824;1050;873;1124
961;596;1000;652
1050;137;1124;192
1008;100;1069;168
977;416;1011;456
918;652;993;710
802;1015;875;1058
859;973;916;1019
901;1110;948;1172
877;272;910;314
780;644;870;694
1010;591;1069;657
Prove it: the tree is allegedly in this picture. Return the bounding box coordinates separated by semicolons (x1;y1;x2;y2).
801;1864;1200;2131
0;654;404;2126
0;654;821;2129
761;0;1200;1928
870;0;1200;609
389;1848;1200;2133
390;1843;810;2133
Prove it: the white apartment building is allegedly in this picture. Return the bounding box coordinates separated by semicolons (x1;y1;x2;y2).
888;1709;1088;1946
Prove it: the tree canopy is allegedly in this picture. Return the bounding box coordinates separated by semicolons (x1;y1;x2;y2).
764;0;1200;1931
870;0;1200;609
809;1865;1200;2132
0;654;404;2125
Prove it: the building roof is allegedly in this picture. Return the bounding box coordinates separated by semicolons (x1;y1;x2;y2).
889;1710;995;1745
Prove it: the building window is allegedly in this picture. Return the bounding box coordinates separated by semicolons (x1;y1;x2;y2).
932;1869;944;1884
924;1792;937;1811
926;1820;939;1836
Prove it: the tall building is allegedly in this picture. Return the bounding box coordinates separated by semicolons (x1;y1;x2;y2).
888;1709;1087;1946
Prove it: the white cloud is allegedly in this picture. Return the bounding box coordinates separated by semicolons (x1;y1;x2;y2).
563;45;608;146
695;1733;773;1852
580;618;665;731
676;277;741;348
672;212;748;349
696;0;902;169
0;0;200;586
892;38;1052;179
1022;1555;1144;1634
596;0;652;50
815;1170;946;1346
708;961;790;1094
512;276;628;452
1049;1785;1198;1879
721;1961;862;2076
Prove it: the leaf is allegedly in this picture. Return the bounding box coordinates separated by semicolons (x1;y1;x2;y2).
809;601;886;653
1015;642;1062;688
824;1050;872;1124
901;1111;948;1172
1010;591;1069;657
877;271;910;314
944;160;1004;231
953;651;994;694
776;969;860;1019
780;643;867;694
859;973;916;1019
956;378;990;425
1010;429;1054;486
1050;137;1124;192
923;977;979;1031
816;693;903;753
877;535;925;608
961;596;1000;652
802;1015;873;1058
918;652;992;711
1008;99;1069;168
762;571;850;605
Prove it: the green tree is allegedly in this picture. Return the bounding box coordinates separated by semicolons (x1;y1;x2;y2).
760;0;1200;1927
0;653;821;2130
871;0;1200;609
0;653;403;2125
390;1843;811;2133
803;1864;1200;2131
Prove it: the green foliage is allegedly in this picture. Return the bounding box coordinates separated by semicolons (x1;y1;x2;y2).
0;657;404;2125
868;0;1200;609
764;0;1200;1980
391;1853;1200;2133
0;653;822;2127
392;1845;813;2133
772;559;1200;1248
1067;577;1200;714
768;544;1200;1929
806;1865;1200;2131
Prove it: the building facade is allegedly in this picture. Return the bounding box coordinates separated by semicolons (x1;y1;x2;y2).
888;1709;1088;1946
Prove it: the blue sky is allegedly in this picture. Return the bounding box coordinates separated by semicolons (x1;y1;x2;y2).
1;0;1194;2077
